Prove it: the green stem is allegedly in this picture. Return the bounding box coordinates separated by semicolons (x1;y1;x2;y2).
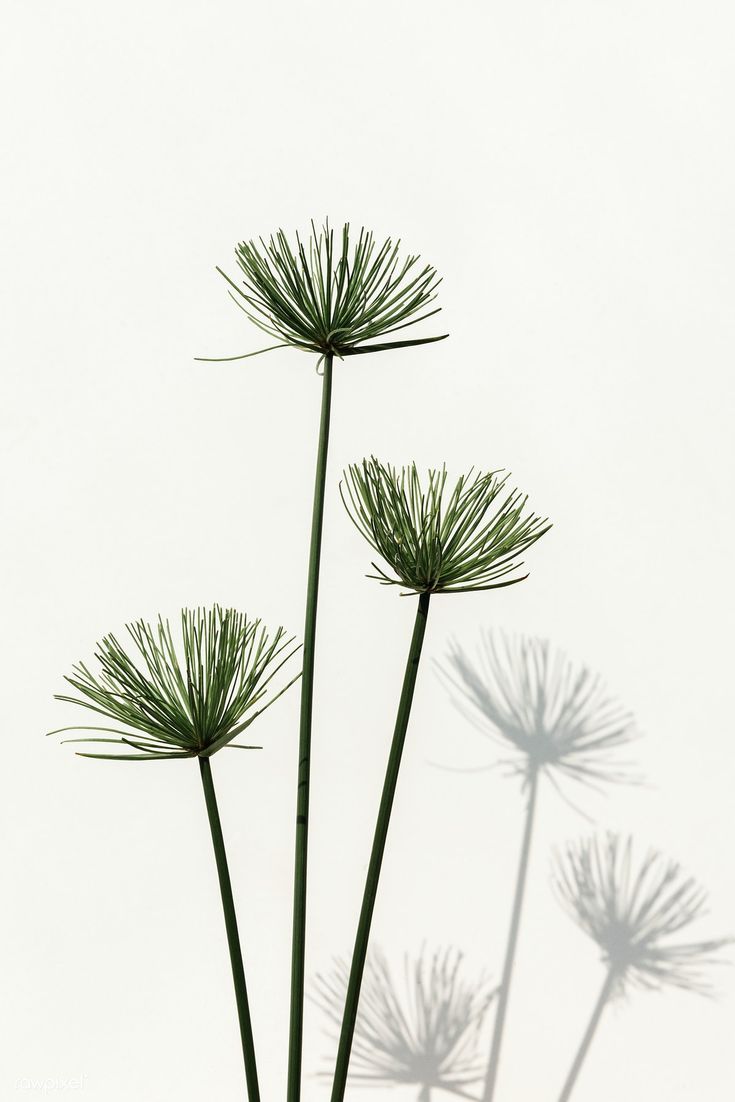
330;591;431;1102
482;767;539;1102
287;352;334;1102
198;756;260;1102
556;967;617;1102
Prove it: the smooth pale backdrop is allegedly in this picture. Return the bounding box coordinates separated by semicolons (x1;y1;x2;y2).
1;1;733;1099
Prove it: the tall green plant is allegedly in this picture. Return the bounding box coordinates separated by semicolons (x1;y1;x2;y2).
198;221;446;1102
331;459;550;1102
49;606;299;1101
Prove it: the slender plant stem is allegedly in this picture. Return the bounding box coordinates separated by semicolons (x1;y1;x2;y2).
287;352;334;1102
556;967;618;1102
330;592;431;1102
418;1085;432;1102
198;756;260;1102
482;767;540;1102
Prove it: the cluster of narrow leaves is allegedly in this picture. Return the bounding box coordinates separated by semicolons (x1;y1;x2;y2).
440;633;638;793
313;947;496;1096
51;606;300;760
554;834;731;995
341;459;550;594
209;221;445;361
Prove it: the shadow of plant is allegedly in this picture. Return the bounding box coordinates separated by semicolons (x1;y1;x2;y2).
436;632;639;1102
552;833;731;1101
439;633;638;796
313;946;496;1101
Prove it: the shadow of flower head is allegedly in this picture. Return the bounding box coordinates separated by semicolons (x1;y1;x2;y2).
553;833;731;997
439;633;638;797
313;946;496;1099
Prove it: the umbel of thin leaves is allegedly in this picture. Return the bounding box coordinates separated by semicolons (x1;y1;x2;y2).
440;633;637;794
341;460;550;594
201;221;447;363
314;947;496;1101
51;606;300;760
554;834;730;995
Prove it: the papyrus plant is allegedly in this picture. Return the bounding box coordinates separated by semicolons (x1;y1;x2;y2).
553;834;730;1101
438;635;638;1101
50;606;299;1102
199;222;446;1102
331;460;550;1101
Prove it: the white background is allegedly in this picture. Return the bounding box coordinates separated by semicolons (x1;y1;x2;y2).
1;1;733;1099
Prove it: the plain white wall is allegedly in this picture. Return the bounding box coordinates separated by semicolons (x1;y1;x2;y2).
1;1;733;1099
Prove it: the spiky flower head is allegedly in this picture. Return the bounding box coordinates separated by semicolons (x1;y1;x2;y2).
313;947;496;1095
341;458;550;595
554;834;730;996
50;605;299;761
201;221;446;364
439;634;637;792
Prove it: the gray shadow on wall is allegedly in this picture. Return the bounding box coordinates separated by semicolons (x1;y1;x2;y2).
311;945;496;1102
435;632;640;801
432;631;640;1101
432;631;729;1101
550;831;732;1101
